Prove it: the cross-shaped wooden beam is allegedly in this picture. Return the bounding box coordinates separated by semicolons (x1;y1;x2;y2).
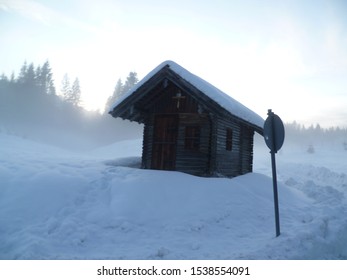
172;91;186;109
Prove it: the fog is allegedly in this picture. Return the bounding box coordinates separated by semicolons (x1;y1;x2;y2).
0;61;144;151
1;62;346;154
255;122;347;153
0;114;143;151
0;97;143;151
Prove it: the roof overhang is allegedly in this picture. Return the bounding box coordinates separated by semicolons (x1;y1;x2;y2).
109;61;264;134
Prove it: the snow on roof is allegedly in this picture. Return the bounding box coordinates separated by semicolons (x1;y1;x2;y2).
110;60;264;129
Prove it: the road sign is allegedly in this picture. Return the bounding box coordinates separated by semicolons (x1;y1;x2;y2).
264;110;285;153
263;109;285;237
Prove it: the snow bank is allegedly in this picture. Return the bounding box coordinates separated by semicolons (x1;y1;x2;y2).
1;132;347;259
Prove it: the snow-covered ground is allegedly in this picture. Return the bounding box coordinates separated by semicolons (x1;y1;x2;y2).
0;132;346;259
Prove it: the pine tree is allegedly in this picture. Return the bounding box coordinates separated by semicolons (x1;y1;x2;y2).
17;61;27;83
114;78;123;98
71;78;81;107
35;65;42;87
123;72;138;94
17;62;36;87
26;63;36;84
10;72;15;83
15;62;37;98
61;74;81;107
0;73;9;97
39;61;56;95
0;73;8;82
104;79;123;112
104;72;139;113
61;73;72;102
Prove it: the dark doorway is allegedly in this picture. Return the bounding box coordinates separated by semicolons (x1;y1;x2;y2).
151;115;178;170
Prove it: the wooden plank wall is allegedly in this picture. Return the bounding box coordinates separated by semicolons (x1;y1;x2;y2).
142;113;255;177
213;117;254;177
142;113;212;176
240;127;254;174
214;117;240;177
141;115;154;169
175;114;210;176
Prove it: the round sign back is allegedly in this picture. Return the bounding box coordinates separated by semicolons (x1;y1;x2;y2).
264;111;285;153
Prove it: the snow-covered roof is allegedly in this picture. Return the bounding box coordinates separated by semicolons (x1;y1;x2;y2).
110;60;264;130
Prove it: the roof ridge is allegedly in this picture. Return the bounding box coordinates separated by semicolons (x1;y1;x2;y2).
110;60;264;130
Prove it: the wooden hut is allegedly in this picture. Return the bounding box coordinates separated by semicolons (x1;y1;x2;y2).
109;61;264;177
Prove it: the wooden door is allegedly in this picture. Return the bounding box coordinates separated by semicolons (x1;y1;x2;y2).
151;115;178;170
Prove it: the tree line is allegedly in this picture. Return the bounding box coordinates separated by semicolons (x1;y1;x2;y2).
1;60;345;151
284;121;347;152
104;72;139;112
0;60;83;120
0;61;142;149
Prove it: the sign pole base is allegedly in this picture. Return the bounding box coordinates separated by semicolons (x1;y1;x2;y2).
271;150;281;237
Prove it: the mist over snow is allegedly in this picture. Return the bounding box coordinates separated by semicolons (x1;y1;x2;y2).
1;0;347;260
1;124;347;259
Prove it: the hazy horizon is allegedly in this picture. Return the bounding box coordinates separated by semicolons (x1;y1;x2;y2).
1;0;347;128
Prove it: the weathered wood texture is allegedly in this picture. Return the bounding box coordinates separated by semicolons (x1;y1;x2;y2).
142;115;210;174
175;113;210;176
212;117;255;177
142;115;254;177
141;115;154;169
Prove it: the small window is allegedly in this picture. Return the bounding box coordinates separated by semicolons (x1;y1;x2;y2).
226;128;233;151
185;126;200;151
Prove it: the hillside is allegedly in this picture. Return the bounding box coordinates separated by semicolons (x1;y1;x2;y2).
0;132;346;259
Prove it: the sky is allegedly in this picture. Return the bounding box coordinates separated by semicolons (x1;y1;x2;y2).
0;0;347;127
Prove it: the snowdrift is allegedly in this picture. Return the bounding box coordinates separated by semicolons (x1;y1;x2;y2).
1;133;347;259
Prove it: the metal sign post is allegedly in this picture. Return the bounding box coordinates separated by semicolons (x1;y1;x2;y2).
264;109;285;237
270;149;280;237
